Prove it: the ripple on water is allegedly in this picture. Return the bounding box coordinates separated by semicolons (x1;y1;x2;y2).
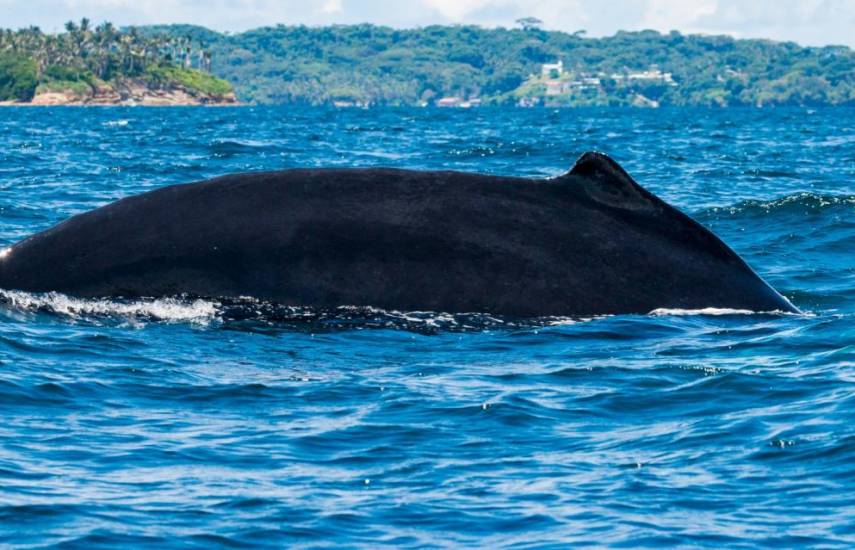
0;106;852;547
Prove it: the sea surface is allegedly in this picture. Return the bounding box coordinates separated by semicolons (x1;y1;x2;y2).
0;106;852;548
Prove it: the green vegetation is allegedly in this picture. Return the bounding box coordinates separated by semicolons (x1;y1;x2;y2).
36;63;97;97
0;51;37;101
145;65;233;96
142;23;854;107
0;19;233;102
3;20;853;107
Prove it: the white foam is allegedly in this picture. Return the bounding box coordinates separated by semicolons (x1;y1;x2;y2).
649;307;770;316
546;317;580;326
103;119;129;127
0;289;219;325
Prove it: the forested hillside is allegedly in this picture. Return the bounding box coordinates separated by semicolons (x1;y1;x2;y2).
4;20;852;107
0;20;234;104
143;23;855;107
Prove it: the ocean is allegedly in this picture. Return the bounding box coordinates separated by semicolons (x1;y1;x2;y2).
0;106;852;547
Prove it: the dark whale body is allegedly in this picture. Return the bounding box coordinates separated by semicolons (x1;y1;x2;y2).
0;152;797;316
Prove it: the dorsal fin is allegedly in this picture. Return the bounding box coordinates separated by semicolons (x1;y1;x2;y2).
569;151;636;185
562;151;656;212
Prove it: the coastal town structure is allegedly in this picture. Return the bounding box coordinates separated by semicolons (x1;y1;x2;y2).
515;60;679;107
541;60;564;78
426;60;681;108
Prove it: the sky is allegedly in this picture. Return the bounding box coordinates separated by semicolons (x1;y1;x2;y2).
1;0;854;48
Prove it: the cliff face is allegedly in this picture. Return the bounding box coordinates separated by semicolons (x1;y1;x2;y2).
14;79;237;106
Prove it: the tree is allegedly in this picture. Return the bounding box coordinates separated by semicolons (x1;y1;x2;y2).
0;51;38;101
515;17;543;31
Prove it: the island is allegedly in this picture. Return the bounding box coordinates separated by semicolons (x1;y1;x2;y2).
0;20;237;105
3;18;853;107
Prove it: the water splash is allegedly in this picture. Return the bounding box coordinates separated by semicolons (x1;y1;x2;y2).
0;289;218;325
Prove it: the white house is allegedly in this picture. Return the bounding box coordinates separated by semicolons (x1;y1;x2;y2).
542;60;563;78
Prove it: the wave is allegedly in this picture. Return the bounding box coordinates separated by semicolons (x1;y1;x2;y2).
209;139;277;157
648;307;803;316
699;192;854;218
0;289;217;325
0;289;806;332
0;290;542;332
199;298;583;333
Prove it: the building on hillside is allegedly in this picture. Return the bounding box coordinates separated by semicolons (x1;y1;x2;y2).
628;70;675;84
611;69;676;86
541;60;564;78
546;80;577;95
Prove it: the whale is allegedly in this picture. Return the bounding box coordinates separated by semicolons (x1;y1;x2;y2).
0;152;797;317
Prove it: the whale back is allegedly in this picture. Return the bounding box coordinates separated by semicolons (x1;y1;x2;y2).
0;153;797;316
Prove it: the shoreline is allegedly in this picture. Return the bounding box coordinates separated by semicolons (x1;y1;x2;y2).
0;101;242;107
0;101;844;109
0;87;238;107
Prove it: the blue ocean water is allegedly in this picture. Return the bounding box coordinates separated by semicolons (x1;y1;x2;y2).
0;106;852;548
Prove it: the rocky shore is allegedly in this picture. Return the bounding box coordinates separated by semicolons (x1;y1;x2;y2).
1;79;238;106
